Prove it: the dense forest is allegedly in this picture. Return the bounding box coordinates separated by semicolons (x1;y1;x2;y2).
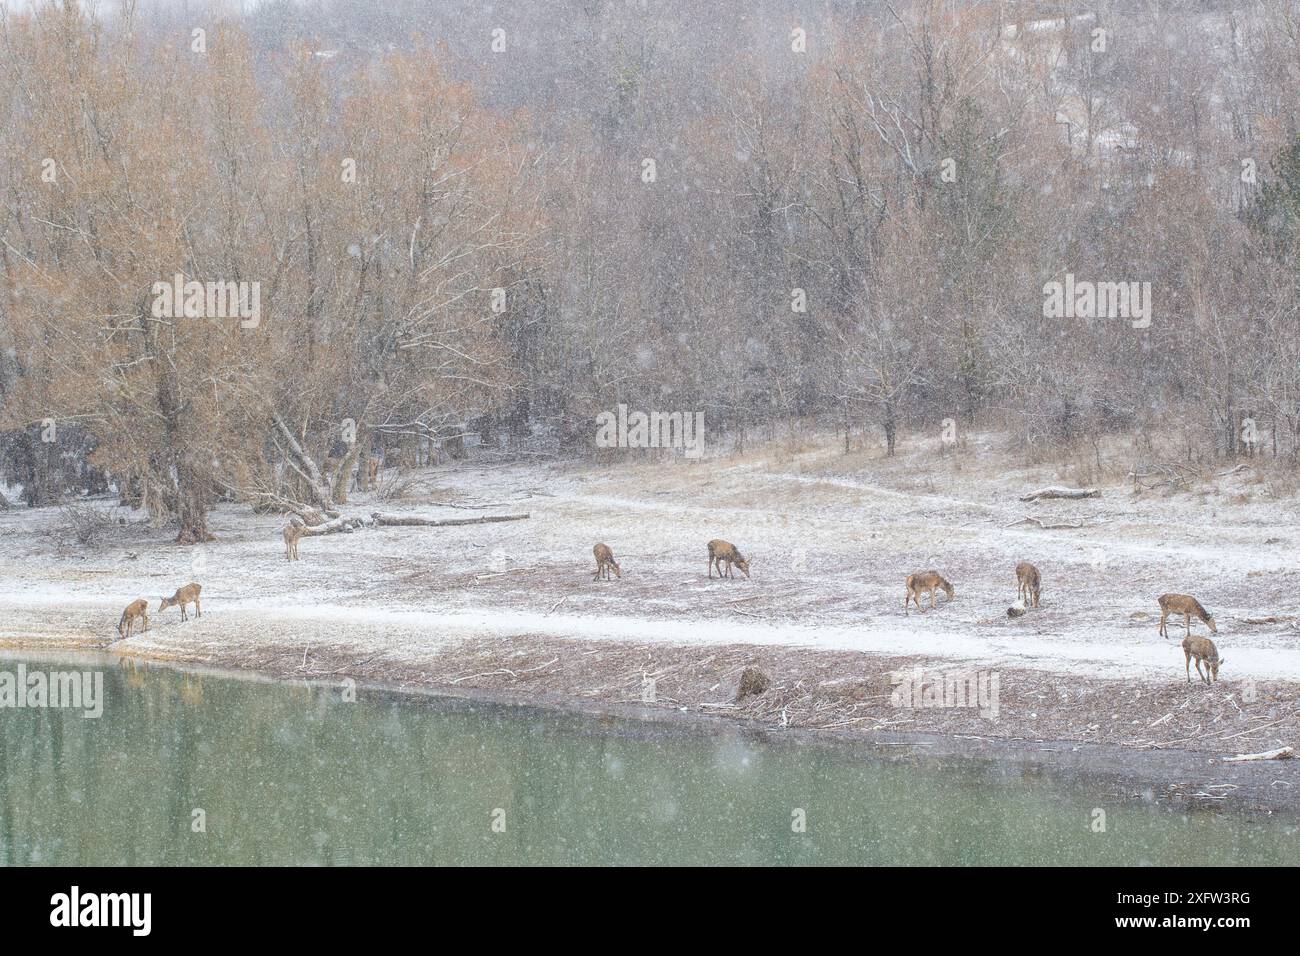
0;0;1296;540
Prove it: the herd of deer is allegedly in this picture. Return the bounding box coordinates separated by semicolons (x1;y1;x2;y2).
111;536;1226;687
592;541;1225;686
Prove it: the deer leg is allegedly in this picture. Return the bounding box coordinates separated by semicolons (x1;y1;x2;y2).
708;555;715;579
195;598;201;618
1184;613;1191;638
1185;650;1192;683
1159;610;1168;638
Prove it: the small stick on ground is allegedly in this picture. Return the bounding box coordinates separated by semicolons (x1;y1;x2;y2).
1223;747;1294;762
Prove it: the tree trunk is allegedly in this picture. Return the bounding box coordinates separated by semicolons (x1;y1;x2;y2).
332;439;363;505
174;454;214;544
273;413;337;513
371;512;529;527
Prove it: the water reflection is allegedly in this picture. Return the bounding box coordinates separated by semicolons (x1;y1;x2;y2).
0;656;1295;866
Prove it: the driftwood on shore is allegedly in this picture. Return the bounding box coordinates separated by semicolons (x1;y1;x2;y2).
1019;486;1101;502
298;515;366;536
1005;516;1087;530
371;512;530;528
1222;746;1294;762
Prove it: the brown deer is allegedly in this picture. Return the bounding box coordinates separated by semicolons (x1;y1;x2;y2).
366;456;381;487
283;519;305;561
1158;593;1216;640
905;571;955;613
708;539;750;579
593;542;621;580
116;598;149;641
160;582;202;621
1182;635;1224;684
1016;562;1041;608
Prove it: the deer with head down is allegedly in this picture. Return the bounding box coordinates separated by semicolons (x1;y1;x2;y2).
116;599;149;641
593;542;621;581
159;582;202;621
707;539;750;580
1158;593;1216;640
1182;635;1224;684
905;571;954;613
1015;562;1041;608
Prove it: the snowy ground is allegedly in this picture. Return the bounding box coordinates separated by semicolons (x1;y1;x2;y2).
2;430;1298;757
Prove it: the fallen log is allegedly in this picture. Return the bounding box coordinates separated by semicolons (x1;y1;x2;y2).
1006;516;1087;530
1214;463;1251;478
1222;746;1294;762
1019;486;1101;501
299;515;367;536
371;512;530;528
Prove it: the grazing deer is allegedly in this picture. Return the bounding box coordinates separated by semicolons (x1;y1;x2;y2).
283;519;304;561
160;582;202;621
1016;562;1041;608
367;456;381;487
1182;635;1224;684
116;599;149;641
1158;593;1216;640
905;571;954;613
708;539;750;579
592;542;621;580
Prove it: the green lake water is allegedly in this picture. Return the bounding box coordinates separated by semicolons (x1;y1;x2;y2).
0;655;1296;865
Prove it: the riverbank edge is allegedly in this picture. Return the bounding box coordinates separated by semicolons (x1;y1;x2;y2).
5;638;1299;820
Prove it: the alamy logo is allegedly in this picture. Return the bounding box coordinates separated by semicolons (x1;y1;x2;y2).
595;404;704;458
0;664;103;718
151;273;261;328
1042;274;1151;329
50;886;151;936
890;666;1000;720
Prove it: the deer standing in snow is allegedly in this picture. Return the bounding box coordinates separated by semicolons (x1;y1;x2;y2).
116;599;149;640
707;539;750;579
905;571;954;613
160;582;202;621
1158;593;1216;640
1015;562;1041;608
1182;635;1224;684
593;542;621;580
284;519;305;561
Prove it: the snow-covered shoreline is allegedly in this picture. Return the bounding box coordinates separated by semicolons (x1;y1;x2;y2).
2;434;1298;763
